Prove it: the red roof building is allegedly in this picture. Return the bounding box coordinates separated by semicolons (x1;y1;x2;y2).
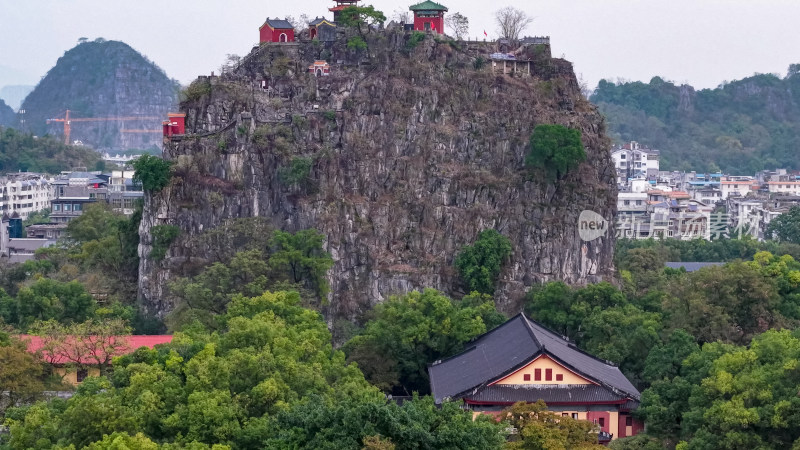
329;0;360;22
409;1;448;34
259;18;295;43
20;334;173;385
162;112;186;137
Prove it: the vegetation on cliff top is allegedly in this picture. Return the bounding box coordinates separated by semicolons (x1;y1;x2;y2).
592;67;800;172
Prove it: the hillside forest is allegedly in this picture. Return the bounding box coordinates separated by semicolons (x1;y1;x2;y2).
592;64;800;173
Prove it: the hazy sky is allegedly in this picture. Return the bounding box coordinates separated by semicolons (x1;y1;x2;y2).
1;0;799;93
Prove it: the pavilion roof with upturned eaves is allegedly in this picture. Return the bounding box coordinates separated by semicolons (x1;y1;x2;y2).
329;0;360;12
409;1;448;11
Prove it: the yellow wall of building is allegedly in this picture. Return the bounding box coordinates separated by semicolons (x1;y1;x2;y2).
609;411;619;438
56;366;100;386
495;355;593;385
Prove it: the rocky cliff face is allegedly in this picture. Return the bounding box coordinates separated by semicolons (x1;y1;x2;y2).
21;39;178;150
139;29;616;321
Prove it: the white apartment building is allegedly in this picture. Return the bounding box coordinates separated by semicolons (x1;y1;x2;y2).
110;170;137;193
768;181;800;195
618;192;648;213
0;174;52;219
611;141;661;183
720;177;759;200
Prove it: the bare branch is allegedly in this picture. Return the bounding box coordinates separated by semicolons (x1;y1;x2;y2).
445;12;470;40
495;7;533;41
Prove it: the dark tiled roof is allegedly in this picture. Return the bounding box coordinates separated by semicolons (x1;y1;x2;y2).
465;384;627;405
665;262;724;272
409;1;448;11
429;315;538;404
309;17;334;26
428;314;640;404
264;19;294;30
621;399;641;411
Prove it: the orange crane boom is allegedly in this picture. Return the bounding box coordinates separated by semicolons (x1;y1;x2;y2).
46;109;161;145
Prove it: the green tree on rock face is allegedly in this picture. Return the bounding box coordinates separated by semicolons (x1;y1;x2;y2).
269;229;334;298
132;154;172;192
767;207;800;244
344;289;504;394
526;124;586;180
455;229;513;295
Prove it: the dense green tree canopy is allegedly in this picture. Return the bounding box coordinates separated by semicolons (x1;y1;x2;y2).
766;206;800;244
504;401;605;450
2;290;504;449
344;289;505;394
0;279;95;330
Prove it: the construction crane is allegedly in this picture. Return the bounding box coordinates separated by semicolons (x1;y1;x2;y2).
119;129;163;134
46;109;161;145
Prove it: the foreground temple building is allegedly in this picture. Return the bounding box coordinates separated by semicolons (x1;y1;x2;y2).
429;314;644;441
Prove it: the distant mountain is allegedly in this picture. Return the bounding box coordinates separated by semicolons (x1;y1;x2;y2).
591;66;800;173
0;99;13;127
0;85;34;110
21;39;179;151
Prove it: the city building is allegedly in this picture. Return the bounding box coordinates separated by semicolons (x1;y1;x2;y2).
611;141;660;185
617;188;713;240
0;212;55;263
720;177;759;200
767;181;800;195
429;314;643;442
0;173;52;219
